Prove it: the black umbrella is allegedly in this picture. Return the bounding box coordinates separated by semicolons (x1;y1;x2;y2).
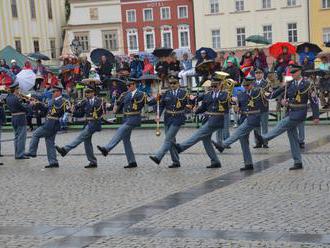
152;47;173;58
90;48;115;65
297;42;322;54
27;52;50;60
138;74;160;81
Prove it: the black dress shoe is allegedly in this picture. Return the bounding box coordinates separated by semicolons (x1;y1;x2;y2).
15;156;30;160
212;141;224;153
124;162;137;168
168;163;180;168
85;163;97;168
289;163;303;170
0;162;3;165
24;153;36;158
45;163;59;168
97;146;109;157
173;143;182;153
55;146;67;157
0;154;4;157
149;156;160;165
299;143;305;149
206;163;221;168
262;144;269;148
240;164;254;171
253;144;263;149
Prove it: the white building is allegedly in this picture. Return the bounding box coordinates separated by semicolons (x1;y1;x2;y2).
63;0;124;57
193;0;309;51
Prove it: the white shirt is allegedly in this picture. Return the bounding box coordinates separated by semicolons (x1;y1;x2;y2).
54;96;62;101
131;89;137;98
89;97;95;105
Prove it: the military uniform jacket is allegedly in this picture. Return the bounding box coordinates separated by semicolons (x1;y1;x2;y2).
159;88;189;126
196;91;230;128
237;87;264;127
5;94;29;127
117;90;146;127
39;96;70;132
252;79;270;113
0;104;6;125
271;79;319;122
73;97;103;132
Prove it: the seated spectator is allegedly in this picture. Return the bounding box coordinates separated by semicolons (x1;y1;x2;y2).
178;53;194;87
299;46;315;65
253;48;268;76
224;51;239;68
10;60;21;75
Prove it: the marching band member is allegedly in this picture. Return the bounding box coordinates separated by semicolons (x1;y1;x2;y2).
55;85;103;168
25;85;70;168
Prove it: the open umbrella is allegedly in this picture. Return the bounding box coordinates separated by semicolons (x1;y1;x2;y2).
269;42;296;58
174;48;193;60
137;52;158;64
90;48;115;66
15;69;36;93
152;48;173;58
195;47;217;60
297;42;322;54
27;52;50;61
245;35;271;45
138;74;160;81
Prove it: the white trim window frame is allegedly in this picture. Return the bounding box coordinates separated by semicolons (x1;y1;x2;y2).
236;27;246;47
178;24;190;48
287;0;297;6
262;0;271;9
263;24;272;43
322;0;330;9
161;25;173;48
323;27;330;43
177;5;188;19
143;8;153;22
143;27;155;51
209;0;219;14
235;0;244;11
160;6;171;20
211;29;221;49
127;29;139;53
126;9;136;23
288;22;298;43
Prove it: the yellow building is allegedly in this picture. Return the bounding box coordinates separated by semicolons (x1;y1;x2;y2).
310;0;330;52
0;0;66;60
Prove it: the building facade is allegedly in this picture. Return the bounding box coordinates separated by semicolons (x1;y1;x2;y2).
63;0;124;57
120;0;195;54
194;0;309;51
309;0;330;52
0;0;66;60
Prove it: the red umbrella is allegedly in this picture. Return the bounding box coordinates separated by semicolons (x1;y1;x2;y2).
269;42;296;58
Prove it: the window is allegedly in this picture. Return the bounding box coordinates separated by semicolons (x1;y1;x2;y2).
143;8;153;21
50;39;56;59
30;0;36;19
90;8;98;20
144;27;155;51
287;0;296;6
236;27;246;47
47;0;53;19
126;9;136;22
262;0;271;9
211;29;221;49
161;26;173;48
263;25;272;43
178;6;188;18
11;0;18;18
322;0;330;8
161;7;171;20
103;30;118;51
210;0;219;13
127;29;138;52
74;32;89;52
323;28;330;43
288;23;298;42
235;0;244;11
178;25;190;48
33;39;40;53
15;39;22;53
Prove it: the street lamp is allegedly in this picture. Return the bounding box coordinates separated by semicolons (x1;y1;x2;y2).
70;38;82;56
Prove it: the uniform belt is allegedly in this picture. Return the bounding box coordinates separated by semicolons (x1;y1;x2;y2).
205;112;225;116
124;111;141;116
242;110;260;114
86;117;101;121
11;112;25;116
47;116;59;120
289;103;307;108
165;110;185;115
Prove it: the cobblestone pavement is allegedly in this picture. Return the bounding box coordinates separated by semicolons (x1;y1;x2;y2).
0;125;330;247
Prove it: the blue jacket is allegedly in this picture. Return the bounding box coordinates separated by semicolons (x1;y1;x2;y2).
5;94;29;127
196;91;230;128
252;79;270;112
73;97;103;132
237;87;265;127
159;89;189;126
0;104;6;125
117;90;146;127
271;79;319;122
39;96;70;132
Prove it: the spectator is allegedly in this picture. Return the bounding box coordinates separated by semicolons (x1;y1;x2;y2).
195;50;210;86
178;53;194;87
10;60;21;75
44;71;58;88
99;55;113;81
253;48;268;76
224;51;239;68
129;55;143;79
224;60;241;82
79;55;91;79
213;51;225;72
302;57;314;73
0;70;12;88
240;51;254;78
0;59;10;69
275;46;291;82
168;52;181;74
317;56;330;71
142;58;154;75
33;59;47;90
299;46;315;65
89;67;100;81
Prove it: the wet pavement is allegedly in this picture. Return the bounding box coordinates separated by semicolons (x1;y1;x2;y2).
1;126;330;247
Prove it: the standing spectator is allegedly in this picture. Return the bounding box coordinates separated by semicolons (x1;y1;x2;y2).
240;51;254;78
129;55;143;79
0;59;10;69
10;60;21;75
142;58;154;75
253;48;268;76
224;51;239;68
155;57;169;87
317;56;330;71
213;51;225;72
178;53;194;87
299;46;315;65
99;55;113;82
168;52;181;74
224;60;241;82
79;55;91;79
33;59;47;90
274;46;291;82
195;50;211;86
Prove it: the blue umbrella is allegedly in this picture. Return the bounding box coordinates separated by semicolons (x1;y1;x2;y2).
137;52;158;64
195;47;217;60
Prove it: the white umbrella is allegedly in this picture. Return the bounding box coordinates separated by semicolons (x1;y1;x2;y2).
15;69;36;93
